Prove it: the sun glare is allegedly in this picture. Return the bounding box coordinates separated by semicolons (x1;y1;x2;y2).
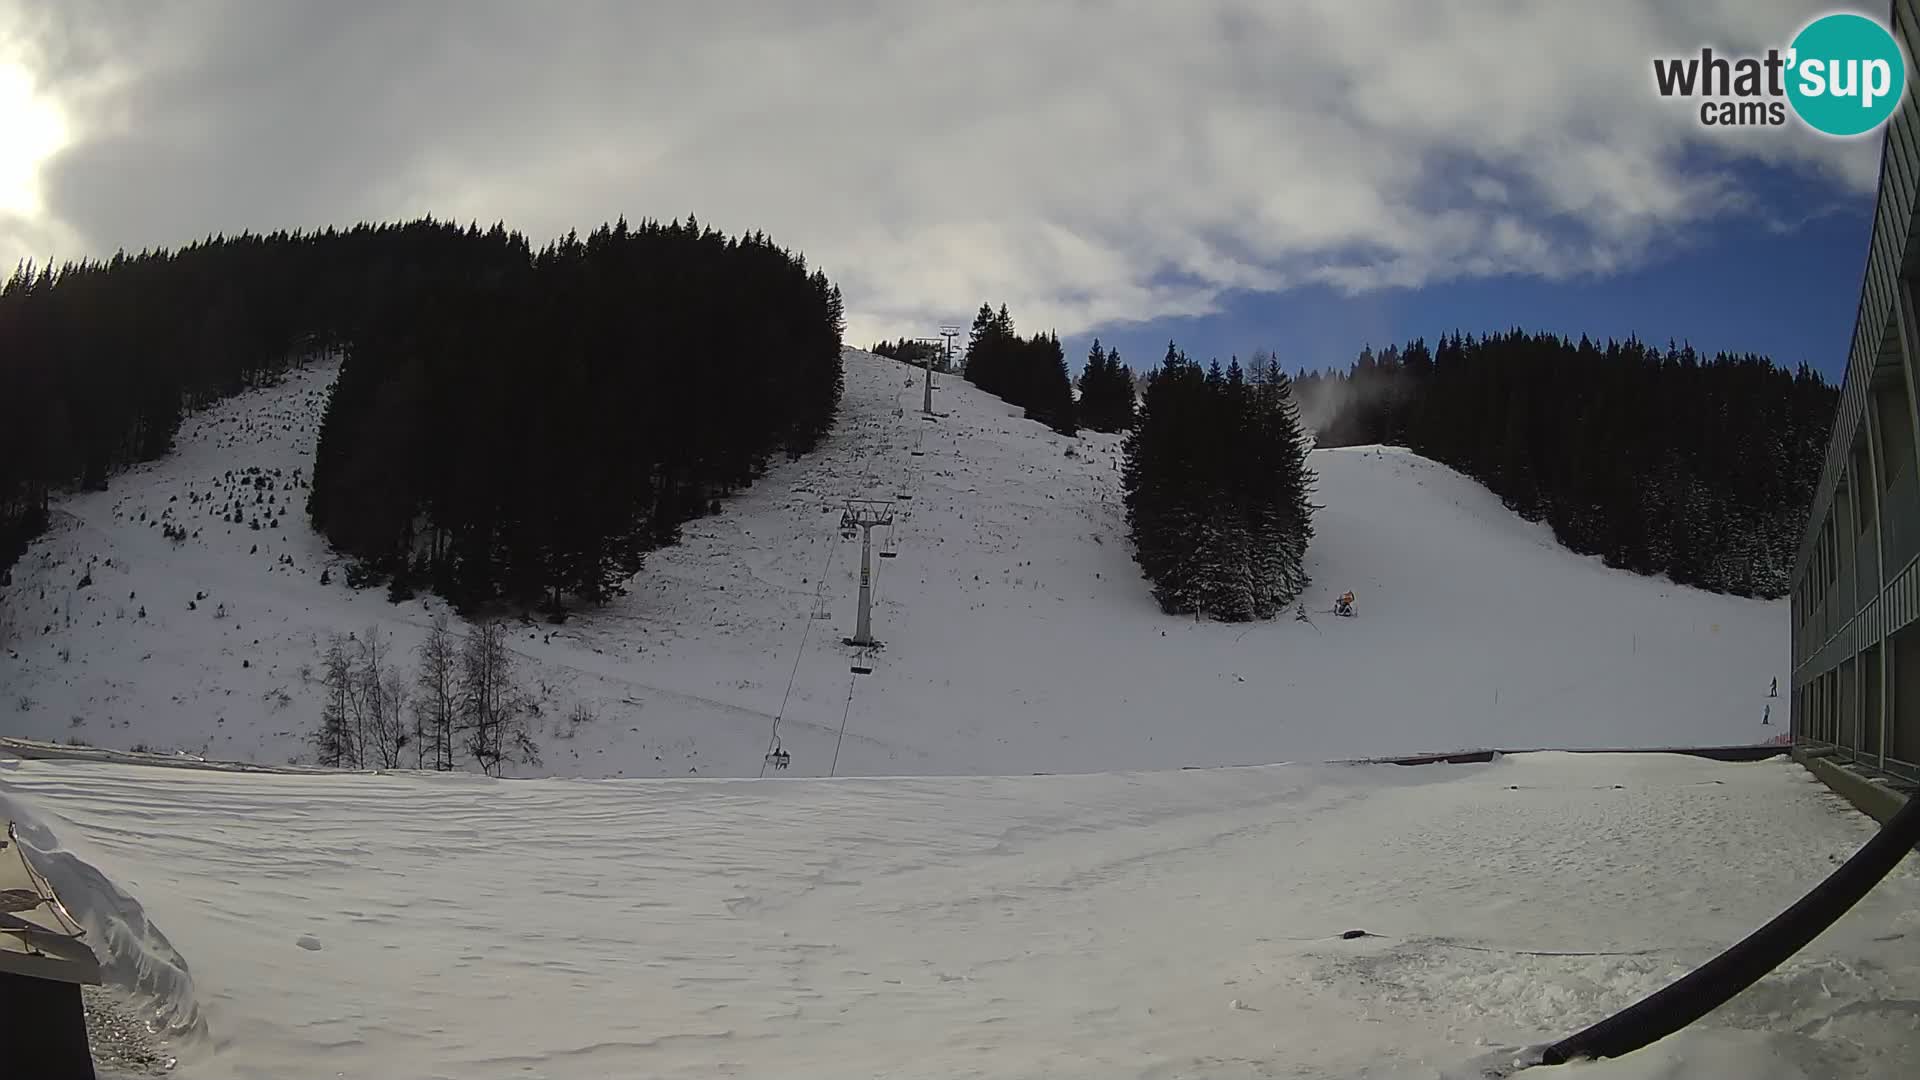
0;60;67;217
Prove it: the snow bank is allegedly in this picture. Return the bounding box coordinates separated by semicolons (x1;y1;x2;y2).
0;752;1912;1078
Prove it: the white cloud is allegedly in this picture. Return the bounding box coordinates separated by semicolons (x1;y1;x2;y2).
0;0;1884;342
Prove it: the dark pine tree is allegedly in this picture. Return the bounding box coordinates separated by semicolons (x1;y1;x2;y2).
1077;340;1137;433
1122;342;1316;621
1021;331;1078;435
962;304;1076;435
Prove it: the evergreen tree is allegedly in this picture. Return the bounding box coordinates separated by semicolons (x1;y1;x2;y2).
961;304;1077;434
1077;341;1137;433
1021;331;1077;435
871;338;943;369
1124;344;1205;614
1079;339;1109;417
1111;347;1138;429
1121;341;1315;620
1250;359;1316;606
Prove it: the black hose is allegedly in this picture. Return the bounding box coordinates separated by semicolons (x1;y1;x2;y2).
1540;788;1920;1066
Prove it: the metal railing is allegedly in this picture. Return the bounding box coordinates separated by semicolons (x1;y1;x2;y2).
1858;529;1881;606
1886;465;1920;580
1797;735;1920;787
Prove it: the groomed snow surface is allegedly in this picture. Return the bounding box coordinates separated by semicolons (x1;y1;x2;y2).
0;350;1783;779
3;751;1917;1078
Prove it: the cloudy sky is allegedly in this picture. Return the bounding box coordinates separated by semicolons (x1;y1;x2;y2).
0;0;1890;378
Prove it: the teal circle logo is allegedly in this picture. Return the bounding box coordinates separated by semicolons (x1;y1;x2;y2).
1786;13;1907;136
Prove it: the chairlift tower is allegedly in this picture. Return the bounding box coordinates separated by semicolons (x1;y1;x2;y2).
937;325;962;413
840;499;896;647
939;325;961;373
912;336;944;416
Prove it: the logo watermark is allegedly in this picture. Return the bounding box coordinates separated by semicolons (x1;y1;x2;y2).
1652;11;1908;137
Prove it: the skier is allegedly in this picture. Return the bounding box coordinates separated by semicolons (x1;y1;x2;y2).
1762;703;1771;726
1769;676;1778;698
1334;591;1355;617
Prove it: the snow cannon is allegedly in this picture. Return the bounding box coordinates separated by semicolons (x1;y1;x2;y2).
0;820;102;1079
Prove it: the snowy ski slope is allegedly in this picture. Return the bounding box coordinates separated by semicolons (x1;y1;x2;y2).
0;349;1785;778
0;348;1900;1079
2;750;1915;1078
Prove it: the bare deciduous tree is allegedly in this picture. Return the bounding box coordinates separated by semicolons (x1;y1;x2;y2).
379;668;413;770
459;618;539;777
312;616;540;775
313;626;412;769
415;612;459;771
358;625;410;769
314;633;357;767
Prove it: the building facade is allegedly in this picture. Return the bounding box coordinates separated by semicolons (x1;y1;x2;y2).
1790;0;1920;786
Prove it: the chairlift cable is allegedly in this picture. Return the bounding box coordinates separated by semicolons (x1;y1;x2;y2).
829;673;858;777
759;455;851;778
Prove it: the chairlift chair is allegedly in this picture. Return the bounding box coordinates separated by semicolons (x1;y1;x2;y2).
764;738;792;771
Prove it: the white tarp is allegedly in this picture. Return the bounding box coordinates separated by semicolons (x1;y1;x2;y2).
0;820;101;985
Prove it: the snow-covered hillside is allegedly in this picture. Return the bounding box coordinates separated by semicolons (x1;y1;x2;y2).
3;751;1914;1079
0;350;1785;778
